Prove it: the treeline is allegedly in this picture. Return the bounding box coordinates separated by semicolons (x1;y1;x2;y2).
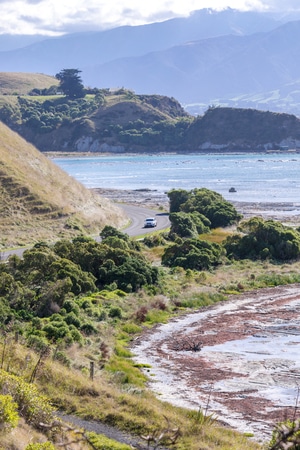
0;93;106;134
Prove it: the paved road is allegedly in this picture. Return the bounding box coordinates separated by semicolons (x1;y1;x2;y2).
120;204;170;236
0;205;170;260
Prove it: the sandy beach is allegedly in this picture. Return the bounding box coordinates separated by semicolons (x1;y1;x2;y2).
93;187;300;226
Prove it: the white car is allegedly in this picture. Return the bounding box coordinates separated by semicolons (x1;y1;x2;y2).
144;217;157;228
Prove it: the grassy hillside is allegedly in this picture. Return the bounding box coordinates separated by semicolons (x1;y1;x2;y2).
0;121;126;248
0;72;58;95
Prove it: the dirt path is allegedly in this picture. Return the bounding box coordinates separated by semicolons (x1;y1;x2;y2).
131;284;300;444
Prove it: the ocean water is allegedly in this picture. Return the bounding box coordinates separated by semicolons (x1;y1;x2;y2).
52;152;300;203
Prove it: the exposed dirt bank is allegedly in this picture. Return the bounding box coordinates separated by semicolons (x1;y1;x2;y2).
131;284;300;444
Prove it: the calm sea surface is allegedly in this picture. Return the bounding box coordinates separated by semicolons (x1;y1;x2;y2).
52;153;300;203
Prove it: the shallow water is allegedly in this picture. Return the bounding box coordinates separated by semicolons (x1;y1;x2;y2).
131;285;300;442
53;152;300;203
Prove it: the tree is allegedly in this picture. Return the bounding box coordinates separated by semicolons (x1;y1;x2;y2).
168;189;190;213
55;69;85;99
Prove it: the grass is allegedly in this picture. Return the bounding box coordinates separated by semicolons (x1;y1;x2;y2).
0;72;58;95
0;121;127;248
199;227;232;244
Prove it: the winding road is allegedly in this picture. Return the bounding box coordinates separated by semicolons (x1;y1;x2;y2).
0;204;170;260
120;204;170;236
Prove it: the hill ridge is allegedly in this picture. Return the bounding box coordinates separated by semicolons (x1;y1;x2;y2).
0;121;126;248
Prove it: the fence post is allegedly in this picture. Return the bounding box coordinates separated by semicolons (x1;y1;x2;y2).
90;361;94;380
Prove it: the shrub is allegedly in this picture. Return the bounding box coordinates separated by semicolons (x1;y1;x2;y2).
25;444;55;450
143;234;166;247
162;238;223;270
169;212;199;238
43;322;70;341
0;394;19;431
168;187;242;227
134;306;149;323
64;312;82;328
224;217;300;261
269;418;300;449
87;431;132;449
108;306;123;319
0;370;54;428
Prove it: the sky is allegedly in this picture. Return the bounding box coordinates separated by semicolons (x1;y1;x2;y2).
1;0;300;36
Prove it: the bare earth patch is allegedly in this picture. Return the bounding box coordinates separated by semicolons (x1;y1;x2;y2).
131;284;300;444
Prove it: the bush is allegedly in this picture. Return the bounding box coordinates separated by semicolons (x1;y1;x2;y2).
224;217;300;261
162;238;223;270
87;431;132;449
0;394;19;431
25;444;55;450
168;187;242;228
169;212;199;238
269;418;300;449
0;370;54;428
143;234;166;247
108;306;123;319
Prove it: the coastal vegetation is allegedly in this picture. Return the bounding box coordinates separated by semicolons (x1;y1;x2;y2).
1;72;300;449
1;72;300;153
1;181;300;447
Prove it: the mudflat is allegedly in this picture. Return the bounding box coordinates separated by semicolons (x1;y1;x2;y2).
131;284;300;444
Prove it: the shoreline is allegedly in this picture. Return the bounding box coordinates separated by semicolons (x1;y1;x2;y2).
47;149;300;158
131;284;300;442
92;188;300;225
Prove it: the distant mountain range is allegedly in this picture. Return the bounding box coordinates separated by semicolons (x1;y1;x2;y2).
1;8;300;116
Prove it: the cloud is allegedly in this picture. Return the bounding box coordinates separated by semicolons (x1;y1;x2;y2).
0;0;300;35
266;0;300;10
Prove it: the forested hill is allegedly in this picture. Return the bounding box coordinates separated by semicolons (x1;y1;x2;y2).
184;107;300;152
1;72;300;152
0;121;126;248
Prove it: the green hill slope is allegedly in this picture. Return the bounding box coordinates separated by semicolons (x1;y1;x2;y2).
2;72;300;153
0;72;58;95
0;122;126;248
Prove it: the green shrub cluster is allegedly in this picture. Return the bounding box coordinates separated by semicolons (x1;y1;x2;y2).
0;370;54;428
0;228;159;346
0;95;104;133
168;188;242;228
117;117;190;147
162;238;224;270
0;394;19;431
168;211;210;238
225;217;300;261
54;229;158;292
